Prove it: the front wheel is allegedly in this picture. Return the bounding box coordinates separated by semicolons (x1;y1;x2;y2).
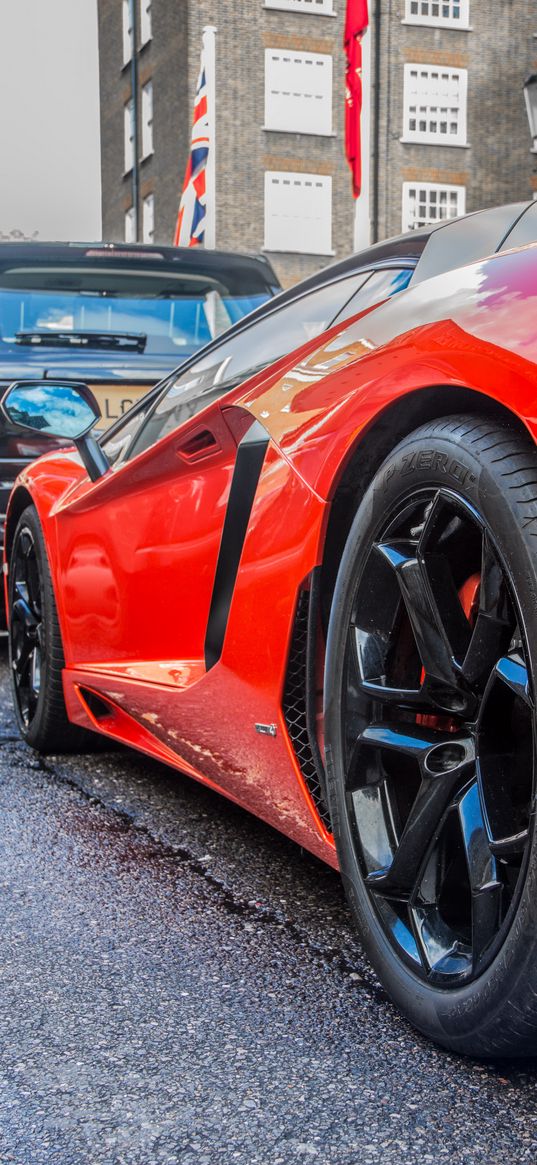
9;504;94;753
325;415;537;1056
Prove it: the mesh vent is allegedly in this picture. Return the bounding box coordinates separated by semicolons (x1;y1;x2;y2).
282;591;332;830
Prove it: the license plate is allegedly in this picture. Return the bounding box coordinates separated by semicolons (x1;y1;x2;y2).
90;383;152;430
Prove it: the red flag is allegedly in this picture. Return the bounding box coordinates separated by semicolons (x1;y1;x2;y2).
344;0;369;199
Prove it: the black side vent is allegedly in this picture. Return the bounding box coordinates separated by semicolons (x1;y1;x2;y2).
205;419;269;671
282;590;332;831
79;687;114;722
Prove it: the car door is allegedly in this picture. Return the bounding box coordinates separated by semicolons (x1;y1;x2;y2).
57;266;412;674
51;275;355;667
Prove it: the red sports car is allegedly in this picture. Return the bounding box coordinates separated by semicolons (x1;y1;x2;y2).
4;238;537;1058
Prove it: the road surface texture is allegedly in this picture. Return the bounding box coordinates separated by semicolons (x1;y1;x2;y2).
0;644;537;1164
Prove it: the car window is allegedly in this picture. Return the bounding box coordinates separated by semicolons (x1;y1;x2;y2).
499;202;537;252
101;392;158;467
125;272;373;460
331;267;413;326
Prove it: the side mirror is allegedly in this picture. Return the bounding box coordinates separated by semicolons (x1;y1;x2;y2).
2;380;110;481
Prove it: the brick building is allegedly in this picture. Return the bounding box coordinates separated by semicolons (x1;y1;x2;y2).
97;0;355;286
97;1;536;286
376;0;537;239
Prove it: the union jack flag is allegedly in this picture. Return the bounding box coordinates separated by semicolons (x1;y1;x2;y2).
174;57;209;247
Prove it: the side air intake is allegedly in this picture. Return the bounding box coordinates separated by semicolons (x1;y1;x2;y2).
282;584;332;832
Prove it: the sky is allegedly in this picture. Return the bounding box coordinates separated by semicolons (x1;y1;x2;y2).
0;0;101;241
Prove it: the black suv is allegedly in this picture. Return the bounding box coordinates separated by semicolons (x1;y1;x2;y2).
0;241;281;588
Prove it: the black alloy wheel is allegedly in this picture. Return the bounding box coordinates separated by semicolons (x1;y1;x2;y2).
10;522;43;730
325;415;537;1056
9;504;94;753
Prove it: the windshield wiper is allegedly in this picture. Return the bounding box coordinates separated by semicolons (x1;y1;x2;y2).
14;330;147;353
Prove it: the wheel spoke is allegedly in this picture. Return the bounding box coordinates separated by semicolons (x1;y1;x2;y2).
375;543;455;683
18;529;33;559
494;654;532;707
12;632;33;679
489;831;529;859
359;721;471;765
359;724;474;898
479;533;510;619
375;542;475;715
12;591;39;635
461;611;513;688
461;535;514;687
351;625;431;711
457;782;502;964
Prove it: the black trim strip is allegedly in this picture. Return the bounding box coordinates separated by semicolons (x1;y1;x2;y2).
204;419;269;670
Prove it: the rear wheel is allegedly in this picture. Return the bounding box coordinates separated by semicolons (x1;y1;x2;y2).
325;414;537;1056
9;505;94;753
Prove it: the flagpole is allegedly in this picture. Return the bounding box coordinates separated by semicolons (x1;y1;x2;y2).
353;21;372;250
203;25;217;249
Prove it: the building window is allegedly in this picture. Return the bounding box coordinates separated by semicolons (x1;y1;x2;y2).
264;171;333;255
402;181;465;229
141;81;153;158
125;206;136;242
265;50;333;136
403;65;468;146
404;0;470;27
124;99;135;172
122;0;132;65
142;193;155;242
264;0;335;12
140;0;152;45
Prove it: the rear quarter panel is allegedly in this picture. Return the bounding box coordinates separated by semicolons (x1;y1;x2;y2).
238;246;537;499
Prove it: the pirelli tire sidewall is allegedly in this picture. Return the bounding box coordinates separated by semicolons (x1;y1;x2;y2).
324;415;537;1056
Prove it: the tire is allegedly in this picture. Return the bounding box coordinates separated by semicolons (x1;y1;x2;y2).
324;413;537;1056
8;504;95;753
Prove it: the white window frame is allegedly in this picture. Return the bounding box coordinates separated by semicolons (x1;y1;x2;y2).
264;171;333;256
122;0;132;65
404;0;470;28
402;181;466;230
403;64;468;146
142;193;155;243
141;81;153;158
264;0;336;14
264;49;333;136
140;0;152;45
125;206;136;243
124;99;135;172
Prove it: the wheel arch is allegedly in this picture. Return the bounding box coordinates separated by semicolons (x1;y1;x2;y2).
320;383;533;620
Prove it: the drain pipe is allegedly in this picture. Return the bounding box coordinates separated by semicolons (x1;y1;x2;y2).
129;0;140;240
372;0;382;242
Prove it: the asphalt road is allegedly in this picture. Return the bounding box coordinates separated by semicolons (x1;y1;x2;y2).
1;645;537;1164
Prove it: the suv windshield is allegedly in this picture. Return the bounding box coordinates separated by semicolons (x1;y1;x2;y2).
0;266;273;359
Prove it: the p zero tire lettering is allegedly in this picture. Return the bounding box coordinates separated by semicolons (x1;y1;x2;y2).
325;414;537;1057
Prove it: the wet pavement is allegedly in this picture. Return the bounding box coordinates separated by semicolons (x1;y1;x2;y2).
1;643;537;1164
